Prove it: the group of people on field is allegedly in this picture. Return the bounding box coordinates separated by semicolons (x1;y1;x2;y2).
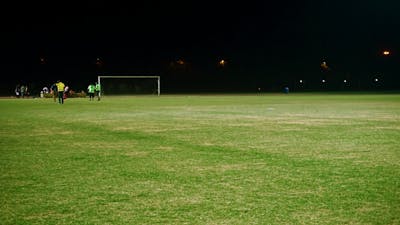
15;80;101;103
50;80;70;104
87;82;101;101
15;84;29;98
51;80;101;104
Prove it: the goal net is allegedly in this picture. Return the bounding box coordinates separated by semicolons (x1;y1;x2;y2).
98;75;160;96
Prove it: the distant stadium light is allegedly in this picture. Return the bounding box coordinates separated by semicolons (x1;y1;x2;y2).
322;79;326;83
219;59;226;66
177;59;185;65
321;61;329;71
299;79;303;83
382;50;390;56
96;57;103;66
374;78;379;82
343;79;347;83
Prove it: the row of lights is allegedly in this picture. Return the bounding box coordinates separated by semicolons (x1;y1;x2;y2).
174;59;227;66
39;57;227;66
39;49;391;66
299;78;380;84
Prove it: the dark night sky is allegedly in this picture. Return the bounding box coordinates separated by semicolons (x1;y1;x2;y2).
1;0;399;93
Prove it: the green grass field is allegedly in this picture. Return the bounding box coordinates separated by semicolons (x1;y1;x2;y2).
1;93;399;224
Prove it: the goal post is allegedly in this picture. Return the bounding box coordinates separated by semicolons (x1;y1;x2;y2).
97;75;160;96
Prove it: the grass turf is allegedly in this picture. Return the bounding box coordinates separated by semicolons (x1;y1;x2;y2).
0;93;399;224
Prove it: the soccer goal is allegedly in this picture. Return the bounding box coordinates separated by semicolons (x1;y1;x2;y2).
97;75;160;96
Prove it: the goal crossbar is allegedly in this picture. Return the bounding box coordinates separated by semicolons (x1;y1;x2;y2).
97;75;160;96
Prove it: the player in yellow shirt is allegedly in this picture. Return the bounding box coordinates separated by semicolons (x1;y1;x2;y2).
56;80;65;104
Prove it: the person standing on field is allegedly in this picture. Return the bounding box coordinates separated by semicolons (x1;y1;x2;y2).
20;85;26;98
15;84;20;98
63;85;69;100
56;80;65;104
50;82;58;102
87;83;95;101
95;82;101;101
